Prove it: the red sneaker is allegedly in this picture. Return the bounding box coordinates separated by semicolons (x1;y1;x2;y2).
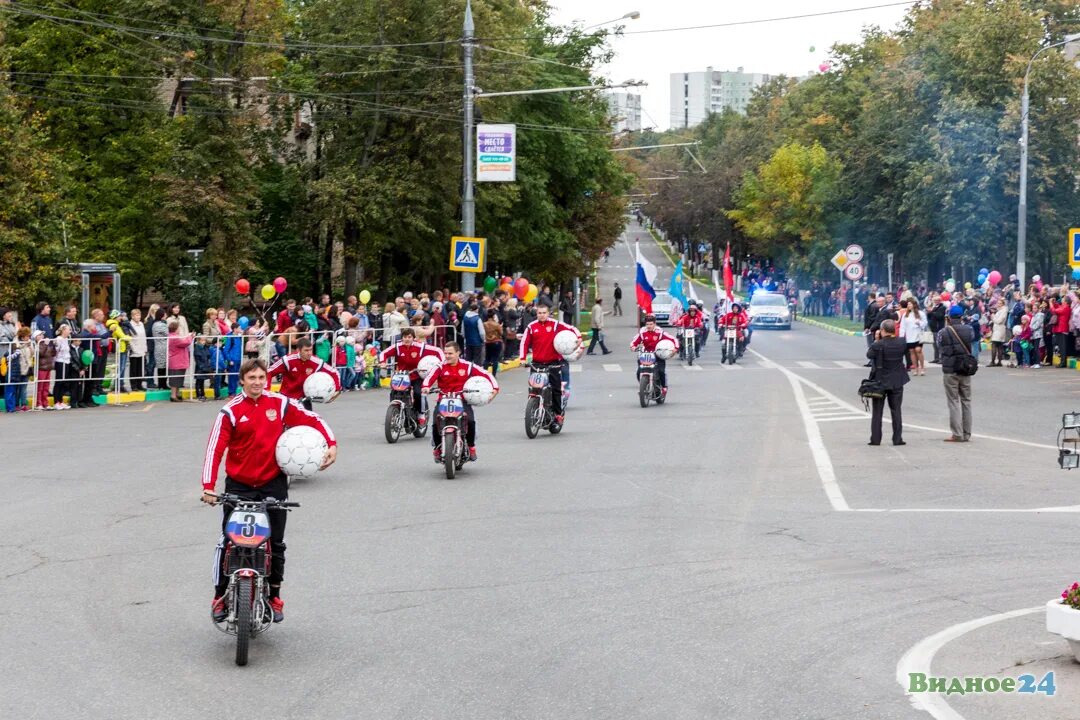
661;387;668;398
468;446;477;461
433;446;443;464
554;414;564;425
417;414;427;427
211;595;227;623
269;597;285;623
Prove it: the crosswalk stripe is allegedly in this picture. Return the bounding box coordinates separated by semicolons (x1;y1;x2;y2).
684;365;703;371
570;365;583;373
834;360;861;369
796;361;821;369
602;364;622;372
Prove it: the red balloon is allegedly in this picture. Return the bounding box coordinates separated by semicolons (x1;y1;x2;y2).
940;292;951;301
273;276;288;293
500;276;512;287
234;278;250;295
513;277;529;299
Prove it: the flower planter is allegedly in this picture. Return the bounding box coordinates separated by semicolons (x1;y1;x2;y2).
1045;599;1080;662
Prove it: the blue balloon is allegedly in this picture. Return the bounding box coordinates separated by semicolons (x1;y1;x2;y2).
979;267;989;276
1072;269;1080;281
977;274;987;284
238;315;250;330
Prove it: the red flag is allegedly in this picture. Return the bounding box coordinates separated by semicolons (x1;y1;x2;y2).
723;243;734;301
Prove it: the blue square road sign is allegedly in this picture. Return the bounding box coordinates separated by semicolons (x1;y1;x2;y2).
450;236;486;272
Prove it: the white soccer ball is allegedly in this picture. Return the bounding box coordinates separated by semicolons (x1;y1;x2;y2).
303;372;337;403
462;376;495;406
275;426;328;479
417;355;441;379
654;339;676;360
554;329;580;357
567;344;585;362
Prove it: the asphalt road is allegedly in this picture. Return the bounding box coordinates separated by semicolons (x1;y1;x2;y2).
4;223;1080;720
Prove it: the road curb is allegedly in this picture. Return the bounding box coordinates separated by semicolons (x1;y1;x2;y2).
795;316;861;337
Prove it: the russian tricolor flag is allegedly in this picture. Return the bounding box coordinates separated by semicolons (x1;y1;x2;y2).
635;243;657;313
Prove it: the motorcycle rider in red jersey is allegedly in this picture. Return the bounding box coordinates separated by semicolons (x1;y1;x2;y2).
421;341;499;462
673;304;704;360
719;302;751;357
201;359;337;624
517;303;582;428
630;314;678;395
265;337;341;410
379;328;445;426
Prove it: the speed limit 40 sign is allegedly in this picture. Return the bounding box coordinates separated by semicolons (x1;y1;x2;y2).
844;262;864;281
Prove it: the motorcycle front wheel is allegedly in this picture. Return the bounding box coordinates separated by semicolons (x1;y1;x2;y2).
525;396;541;439
384;404;402;444
639;375;651;408
413;410;429;439
234;577;253;666
443;432;457;479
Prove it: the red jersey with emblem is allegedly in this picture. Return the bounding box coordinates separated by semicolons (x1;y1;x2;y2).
674;311;704;329
421;360;499;395
202;390;337;491
630;327;678;352
518;318;581;364
379;341;445;380
266;353;341;399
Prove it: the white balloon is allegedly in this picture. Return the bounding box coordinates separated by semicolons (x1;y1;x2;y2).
462;376;495;406
275;426;328;479
303;372;337;403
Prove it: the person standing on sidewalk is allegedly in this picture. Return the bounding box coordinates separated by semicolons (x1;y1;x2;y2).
938;305;974;442
586;298;612;355
612;283;623;316
1050;295;1072;368
862;294;881;366
927;295;947;364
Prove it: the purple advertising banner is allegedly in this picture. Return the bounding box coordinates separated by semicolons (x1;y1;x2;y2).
477;123;516;182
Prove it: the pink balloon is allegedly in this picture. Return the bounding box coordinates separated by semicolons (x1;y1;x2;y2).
940;292;951;301
987;270;1002;286
818;62;831;73
273;276;288;293
513;277;529;299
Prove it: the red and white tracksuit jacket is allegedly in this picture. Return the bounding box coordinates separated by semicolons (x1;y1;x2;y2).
266;353;341;399
630;327;678;352
421;360;499;396
202;390;336;491
719;311;750;340
674;312;704;330
379;342;445;381
518;318;581;364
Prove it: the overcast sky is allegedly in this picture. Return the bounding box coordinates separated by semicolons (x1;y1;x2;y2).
547;1;913;130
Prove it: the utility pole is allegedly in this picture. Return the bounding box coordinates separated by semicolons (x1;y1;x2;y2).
460;0;476;294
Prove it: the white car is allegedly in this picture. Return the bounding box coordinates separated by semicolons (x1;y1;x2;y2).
647;291;675;326
747;292;792;330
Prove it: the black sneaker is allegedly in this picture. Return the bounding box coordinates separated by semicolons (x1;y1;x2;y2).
211;595;227;623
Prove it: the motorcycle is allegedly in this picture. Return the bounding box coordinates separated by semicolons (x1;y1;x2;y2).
436;392;468;479
679;326;697;366
637;351;664;407
720;325;739;365
384;371;428;444
211;493;299;667
525;363;562;438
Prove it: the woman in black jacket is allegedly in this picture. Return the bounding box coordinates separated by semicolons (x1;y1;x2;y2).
866;319;910;446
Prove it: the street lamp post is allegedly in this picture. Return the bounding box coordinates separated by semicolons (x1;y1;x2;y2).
1017;33;1080;289
582;11;640;32
461;0;477;293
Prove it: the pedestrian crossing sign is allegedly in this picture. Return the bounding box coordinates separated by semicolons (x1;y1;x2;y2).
1070;228;1080;270
450;236;486;272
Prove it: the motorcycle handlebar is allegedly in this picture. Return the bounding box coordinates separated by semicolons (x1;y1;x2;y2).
207;492;301;509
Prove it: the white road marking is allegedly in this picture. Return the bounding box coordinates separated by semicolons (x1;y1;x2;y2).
815;416;866;423
834;360;861;369
860;506;1080;512
757;351;849;512
602;364;622;372
718;364;743;370
569;365;583;373
683;365;703;371
796;361;821;369
896;606;1042;720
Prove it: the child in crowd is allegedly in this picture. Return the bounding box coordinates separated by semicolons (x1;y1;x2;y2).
5;327;32;412
1012;318;1033;368
33;330;56;410
193;336;215;400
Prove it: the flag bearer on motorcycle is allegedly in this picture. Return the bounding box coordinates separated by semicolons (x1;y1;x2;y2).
517;303;582;429
630;315;678;397
673;304;704;359
719;303;750;356
421;341;499;462
201;359;337;624
379;328;444;427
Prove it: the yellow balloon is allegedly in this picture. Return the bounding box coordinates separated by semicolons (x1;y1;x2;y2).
359;289;371;304
524;283;538;303
964;282;972;290
261;284;276;300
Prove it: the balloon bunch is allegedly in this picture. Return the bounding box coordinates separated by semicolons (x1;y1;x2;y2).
234;276;288;325
486;275;538;303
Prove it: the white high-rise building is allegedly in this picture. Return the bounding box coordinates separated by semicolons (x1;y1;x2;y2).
607;92;642;133
669;66;773;128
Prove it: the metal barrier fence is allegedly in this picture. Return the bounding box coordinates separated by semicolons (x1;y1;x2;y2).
1;324;460;408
